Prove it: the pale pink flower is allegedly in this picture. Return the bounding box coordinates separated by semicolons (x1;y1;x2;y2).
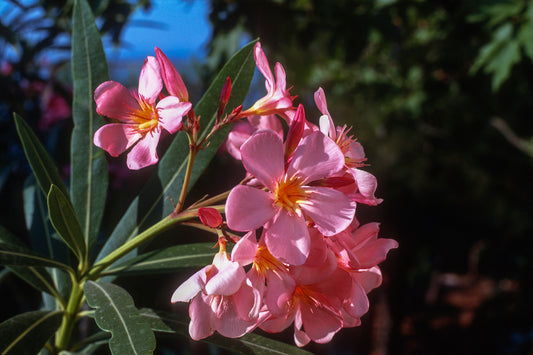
237;42;295;120
225;126;356;265
171;250;260;340
315;87;383;205
94;56;191;170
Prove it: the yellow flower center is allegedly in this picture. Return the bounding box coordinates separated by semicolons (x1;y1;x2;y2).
131;99;159;133
253;246;288;278
273;176;308;215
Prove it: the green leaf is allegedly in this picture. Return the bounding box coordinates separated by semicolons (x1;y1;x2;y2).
96;39;257;263
0;310;63;355
70;331;110;354
104;243;215;275
71;0;109;253
84;281;156;355
0;242;71;271
47;185;87;261
13;113;69;198
10;266;61;297
139;308;313;355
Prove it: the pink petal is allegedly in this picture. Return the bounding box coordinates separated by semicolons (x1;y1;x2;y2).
265;210;310;265
215;299;256;338
93;123;141;157
314;87;335;139
287;131;344;182
225;120;254;160
241;130;284;190
254;42;275;93
155;47;189;101
274;62;287;94
94;81;140;122
126;129;161;170
353;266;382;293
156;97;191;134
138;56;162;105
264;270;296;316
232;279;261;321
351;168;383;205
343;279;369;319
231;231;258;266
301;186;356;236
299;302;342;344
225;185;277;232
188;293;215;340
171;267;207;303
205;261;245;296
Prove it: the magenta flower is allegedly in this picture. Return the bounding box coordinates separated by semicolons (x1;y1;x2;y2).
237;42;296;120
171;250;261;340
93;56;191;170
225;127;356;265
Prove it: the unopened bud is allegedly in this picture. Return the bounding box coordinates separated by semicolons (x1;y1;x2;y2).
198;207;223;228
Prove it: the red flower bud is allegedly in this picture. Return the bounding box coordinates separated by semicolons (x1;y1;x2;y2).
198;207;223;228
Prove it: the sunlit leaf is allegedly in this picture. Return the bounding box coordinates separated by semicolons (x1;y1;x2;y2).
104;243;215;275
0;310;63;355
47;185;87;261
71;0;109;253
84;281;156;355
96;39;257;264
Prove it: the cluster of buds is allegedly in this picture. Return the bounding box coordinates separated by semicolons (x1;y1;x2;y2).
92;41;397;347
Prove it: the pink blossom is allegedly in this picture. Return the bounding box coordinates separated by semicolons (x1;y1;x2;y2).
225;126;356;265
237;42;296;120
94;56;191;170
171;249;261;340
155;47;188;102
315;87;383;205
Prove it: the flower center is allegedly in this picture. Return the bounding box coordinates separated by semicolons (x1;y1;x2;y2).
273;176;308;215
253;246;288;278
131;99;159;133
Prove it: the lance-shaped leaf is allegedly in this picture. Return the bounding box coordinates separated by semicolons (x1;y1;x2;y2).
140;308;314;355
0;310;63;355
97;40;257;263
84;281;156;355
71;0;109;252
105;243;216;275
11;267;62;298
47;185;86;261
13;113;69;198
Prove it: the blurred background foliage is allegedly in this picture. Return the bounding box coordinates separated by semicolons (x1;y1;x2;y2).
1;0;532;354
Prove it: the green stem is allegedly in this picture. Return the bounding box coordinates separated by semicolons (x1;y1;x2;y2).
175;144;198;213
54;277;85;352
88;209;200;279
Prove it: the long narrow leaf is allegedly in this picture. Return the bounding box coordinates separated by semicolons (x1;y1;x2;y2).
47;185;86;261
71;0;109;252
104;243;215;275
140;308;313;355
13;113;69;198
10;266;61;297
0;242;71;270
0;310;63;355
97;40;257;262
84;281;156;355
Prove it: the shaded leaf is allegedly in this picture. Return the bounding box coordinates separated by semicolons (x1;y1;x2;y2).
47;185;86;261
0;242;71;270
13;113;69;198
105;243;215;275
84;281;156;355
140;308;313;355
96;40;257;264
10;266;60;297
71;0;109;253
0;310;63;355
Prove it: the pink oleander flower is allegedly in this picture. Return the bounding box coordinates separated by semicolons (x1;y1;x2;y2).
225;114;283;160
315;87;383;205
260;259;353;347
155;47;188;102
236;42;296;120
94;56;191;170
171;248;261;340
225;116;356;265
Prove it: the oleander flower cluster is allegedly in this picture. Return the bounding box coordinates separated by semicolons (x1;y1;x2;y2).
167;43;398;347
92;40;396;347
